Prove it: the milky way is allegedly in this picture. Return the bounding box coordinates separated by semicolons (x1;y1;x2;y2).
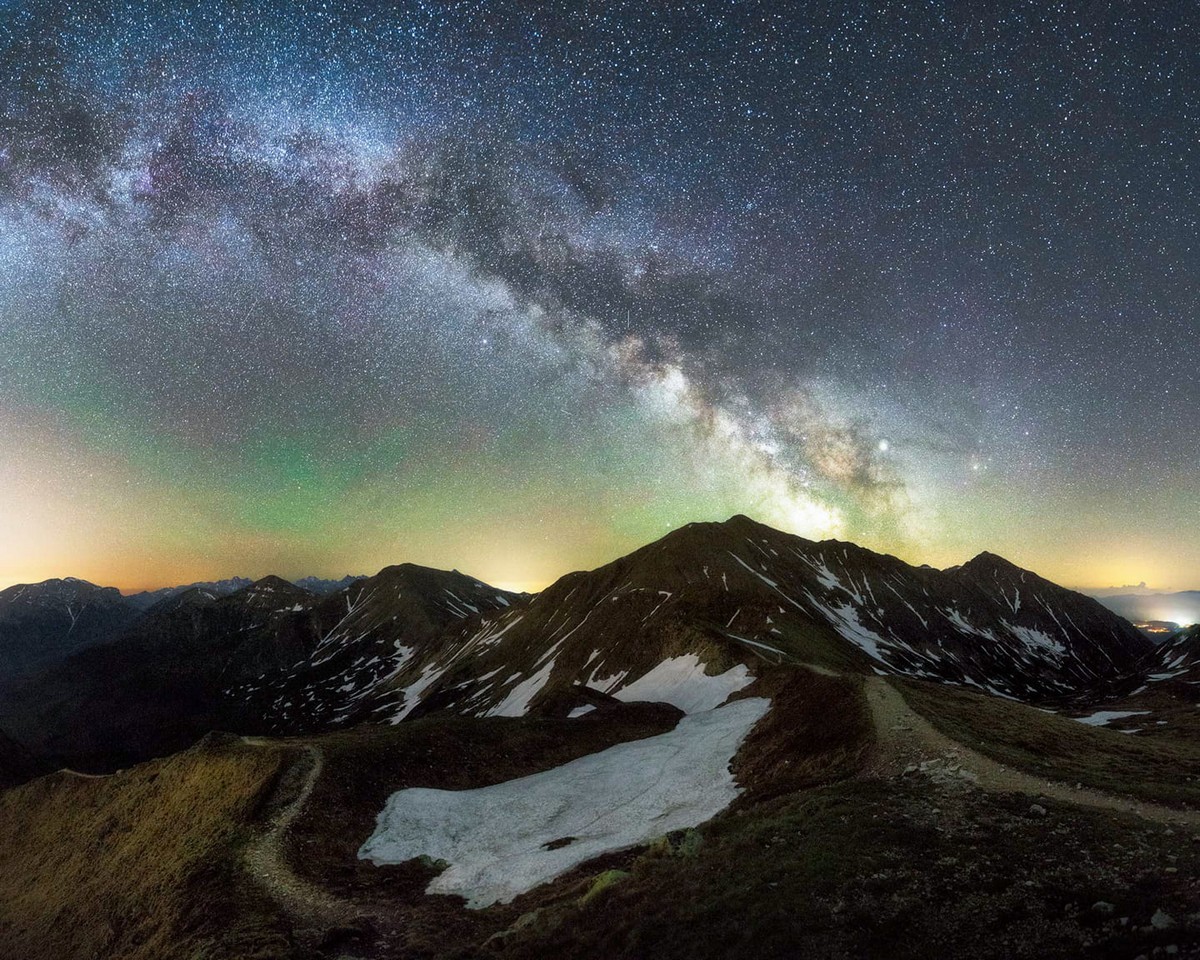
0;2;1197;592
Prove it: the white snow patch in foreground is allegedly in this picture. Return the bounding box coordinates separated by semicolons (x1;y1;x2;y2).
1072;710;1151;727
359;697;771;907
567;704;596;718
612;654;753;714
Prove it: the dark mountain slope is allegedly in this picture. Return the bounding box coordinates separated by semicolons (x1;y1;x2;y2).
1062;623;1200;739
1143;623;1200;687
0;578;138;678
0;568;518;769
0;729;43;789
0;577;319;770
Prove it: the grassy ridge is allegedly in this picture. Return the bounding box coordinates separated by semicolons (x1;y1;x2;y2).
898;679;1200;807
0;736;294;960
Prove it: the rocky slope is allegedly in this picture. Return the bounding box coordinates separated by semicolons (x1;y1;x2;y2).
0;568;518;769
332;516;1149;727
227;564;520;732
1143;623;1200;686
1008;623;1200;740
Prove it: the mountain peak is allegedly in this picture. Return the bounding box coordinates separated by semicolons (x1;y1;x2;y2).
958;551;1027;578
248;575;301;591
375;562;480;586
965;549;1014;564
231;576;312;606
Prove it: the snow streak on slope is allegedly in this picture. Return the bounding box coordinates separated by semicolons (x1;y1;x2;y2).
358;697;771;907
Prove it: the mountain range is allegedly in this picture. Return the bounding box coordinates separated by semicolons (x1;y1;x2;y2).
0;515;1169;771
1;515;1197;959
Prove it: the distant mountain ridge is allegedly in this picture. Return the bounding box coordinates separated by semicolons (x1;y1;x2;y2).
0;517;1158;774
0;567;518;770
124;574;366;611
0;573;369;680
0;578;139;679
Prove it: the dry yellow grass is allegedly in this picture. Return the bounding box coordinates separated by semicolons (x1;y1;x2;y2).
0;735;291;960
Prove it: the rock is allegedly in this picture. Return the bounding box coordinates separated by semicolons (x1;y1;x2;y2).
1029;804;1048;818
1150;909;1175;931
1091;901;1116;915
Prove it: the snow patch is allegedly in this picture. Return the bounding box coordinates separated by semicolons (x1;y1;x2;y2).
359;697;771;907
1003;622;1066;658
612;654;753;713
1072;710;1151;727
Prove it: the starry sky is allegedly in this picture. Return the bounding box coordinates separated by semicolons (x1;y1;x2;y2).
0;1;1196;594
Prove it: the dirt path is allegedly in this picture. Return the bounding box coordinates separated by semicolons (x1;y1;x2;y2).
863;676;1200;830
242;743;358;925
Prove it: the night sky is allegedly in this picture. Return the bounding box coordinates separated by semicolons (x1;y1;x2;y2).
0;1;1196;593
